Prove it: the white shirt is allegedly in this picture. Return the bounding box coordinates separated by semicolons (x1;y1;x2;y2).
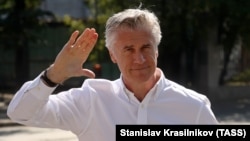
7;69;218;141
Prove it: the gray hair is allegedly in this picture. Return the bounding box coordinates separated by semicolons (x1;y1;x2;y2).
105;8;162;49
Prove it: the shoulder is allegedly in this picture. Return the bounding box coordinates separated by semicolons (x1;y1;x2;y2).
166;79;210;104
83;78;119;85
62;78;121;102
81;78;121;91
157;69;209;103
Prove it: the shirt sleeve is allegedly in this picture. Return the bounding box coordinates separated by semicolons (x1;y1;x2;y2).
7;72;92;135
7;71;56;123
196;96;219;124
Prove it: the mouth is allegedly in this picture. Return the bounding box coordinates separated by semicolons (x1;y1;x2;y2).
131;66;149;71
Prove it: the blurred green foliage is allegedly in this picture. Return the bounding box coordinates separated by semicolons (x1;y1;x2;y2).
1;0;250;86
229;69;250;85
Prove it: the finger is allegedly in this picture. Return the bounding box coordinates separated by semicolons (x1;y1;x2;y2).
80;30;98;52
66;30;80;48
74;28;91;47
75;28;98;48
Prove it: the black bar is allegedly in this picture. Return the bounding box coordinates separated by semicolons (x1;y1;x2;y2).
116;125;250;140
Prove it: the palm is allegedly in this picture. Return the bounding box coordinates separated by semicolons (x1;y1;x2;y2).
48;28;98;83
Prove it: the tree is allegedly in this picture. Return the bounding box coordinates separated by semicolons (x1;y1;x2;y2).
214;0;250;85
0;0;54;88
141;0;250;86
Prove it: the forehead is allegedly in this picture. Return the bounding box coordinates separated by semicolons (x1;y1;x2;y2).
113;29;154;46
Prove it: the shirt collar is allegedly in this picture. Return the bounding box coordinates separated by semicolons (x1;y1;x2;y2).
118;68;170;102
153;69;171;100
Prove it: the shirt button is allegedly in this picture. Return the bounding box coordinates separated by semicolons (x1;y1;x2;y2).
141;104;144;108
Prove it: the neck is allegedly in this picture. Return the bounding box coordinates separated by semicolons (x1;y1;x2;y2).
124;68;161;102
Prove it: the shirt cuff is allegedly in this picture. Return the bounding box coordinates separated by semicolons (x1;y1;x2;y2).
27;71;58;100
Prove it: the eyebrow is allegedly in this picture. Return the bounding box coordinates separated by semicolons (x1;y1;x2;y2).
123;45;133;50
142;43;151;47
123;43;151;49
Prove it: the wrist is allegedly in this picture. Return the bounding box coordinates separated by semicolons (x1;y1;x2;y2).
41;69;59;87
46;65;68;84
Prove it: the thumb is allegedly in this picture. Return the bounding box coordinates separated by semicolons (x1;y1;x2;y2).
78;69;95;78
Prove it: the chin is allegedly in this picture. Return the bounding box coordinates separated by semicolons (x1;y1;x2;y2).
133;75;151;83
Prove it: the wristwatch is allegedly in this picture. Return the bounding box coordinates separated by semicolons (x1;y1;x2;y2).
41;69;58;87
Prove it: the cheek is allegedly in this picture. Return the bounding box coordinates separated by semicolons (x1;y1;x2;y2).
109;50;118;63
147;51;158;60
116;57;132;70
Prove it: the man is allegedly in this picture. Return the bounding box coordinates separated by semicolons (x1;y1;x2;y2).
7;8;218;141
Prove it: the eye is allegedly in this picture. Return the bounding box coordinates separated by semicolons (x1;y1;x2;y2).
123;45;134;52
125;48;132;51
142;44;152;50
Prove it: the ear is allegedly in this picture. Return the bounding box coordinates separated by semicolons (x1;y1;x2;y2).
109;50;117;63
156;50;159;58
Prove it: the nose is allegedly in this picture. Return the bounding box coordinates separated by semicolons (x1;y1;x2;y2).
133;52;145;64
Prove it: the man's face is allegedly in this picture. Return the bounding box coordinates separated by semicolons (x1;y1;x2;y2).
109;29;158;84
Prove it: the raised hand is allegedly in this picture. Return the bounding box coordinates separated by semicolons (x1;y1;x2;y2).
45;28;98;84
